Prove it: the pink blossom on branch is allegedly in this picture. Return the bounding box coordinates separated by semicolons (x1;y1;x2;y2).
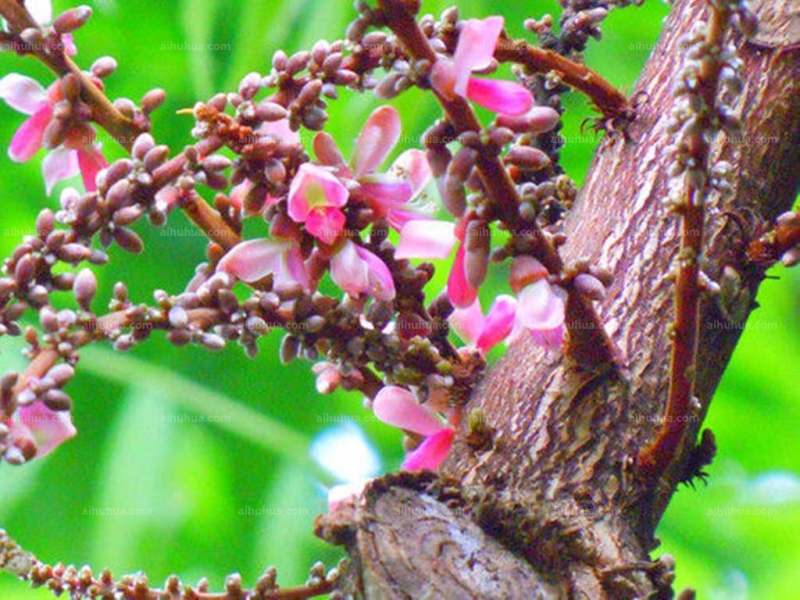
449;294;518;354
508;256;567;350
372;386;456;472
431;16;533;116
217;237;311;293
6;401;77;462
0;73;107;194
329;240;396;302
395;218;480;308
287;163;348;245
314;105;433;231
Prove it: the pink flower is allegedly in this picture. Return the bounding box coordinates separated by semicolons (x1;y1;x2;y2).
395;218;479;308
314;106;433;231
449;295;518;353
508;256;567;350
7;401;77;460
431;16;533;116
329;240;395;302
0;74;106;194
373;386;455;472
287;163;348;245
217;237;310;292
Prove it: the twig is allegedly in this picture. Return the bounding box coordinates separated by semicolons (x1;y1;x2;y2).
0;528;342;600
637;4;734;478
494;37;633;122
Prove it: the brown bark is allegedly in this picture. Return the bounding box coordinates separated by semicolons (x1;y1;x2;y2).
317;1;799;597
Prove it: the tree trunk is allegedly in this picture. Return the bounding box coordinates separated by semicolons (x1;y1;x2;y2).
316;1;800;597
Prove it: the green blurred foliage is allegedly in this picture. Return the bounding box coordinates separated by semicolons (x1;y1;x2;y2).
0;1;797;598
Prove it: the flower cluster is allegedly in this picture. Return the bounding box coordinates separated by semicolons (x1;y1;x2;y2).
0;1;108;194
0;3;602;483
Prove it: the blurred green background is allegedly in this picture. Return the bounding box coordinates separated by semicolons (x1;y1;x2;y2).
0;1;797;598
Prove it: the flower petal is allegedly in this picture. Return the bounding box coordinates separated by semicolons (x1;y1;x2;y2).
373;386;446;437
42;147;79;195
217;238;309;291
390;149;432;199
313;131;347;170
448;298;485;347
476;294;517;353
359;173;413;208
351;105;401;178
447;244;478;308
355;245;395;301
401;428;455;472
396;220;457;259
8;105;51;162
453;16;504;96
515;280;566;333
77;144;107;192
387;207;431;232
466;77;533;116
17;401;77;457
305;206;345;245
330;239;369;298
0;73;48;114
287;163;348;223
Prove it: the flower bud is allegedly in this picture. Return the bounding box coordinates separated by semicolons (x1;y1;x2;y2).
113;228;144;254
238;72;262;100
54;6;92;34
43;389;73;412
141;88;166;114
91;56;118;79
506;146;551;170
256;101;288;122
131;133;156;161
144;145;170;172
465;220;490;290
36;209;56;239
73;268;97;310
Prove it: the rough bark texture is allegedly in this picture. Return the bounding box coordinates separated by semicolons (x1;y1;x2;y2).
317;1;799;597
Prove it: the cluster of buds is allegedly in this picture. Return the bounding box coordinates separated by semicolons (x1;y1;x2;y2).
0;0;622;477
